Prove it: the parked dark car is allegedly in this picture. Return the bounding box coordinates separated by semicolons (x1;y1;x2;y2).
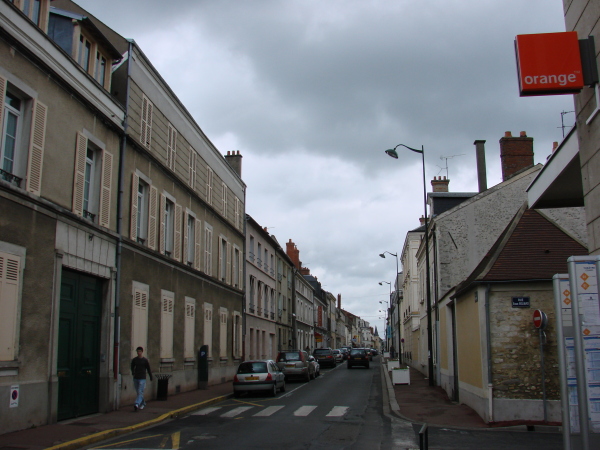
347;348;370;369
313;347;337;368
276;350;314;381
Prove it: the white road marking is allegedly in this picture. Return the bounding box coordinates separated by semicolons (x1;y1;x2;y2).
294;405;318;416
253;405;285;416
221;406;254;417
326;406;349;417
192;406;221;415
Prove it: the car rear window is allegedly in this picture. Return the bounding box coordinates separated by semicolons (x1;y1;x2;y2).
314;349;331;355
278;352;301;362
350;349;365;356
237;362;267;374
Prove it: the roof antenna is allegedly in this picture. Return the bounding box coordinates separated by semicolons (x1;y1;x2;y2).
558;110;575;138
437;154;465;179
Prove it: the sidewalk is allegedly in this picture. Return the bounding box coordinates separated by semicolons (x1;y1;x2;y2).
0;382;233;450
0;361;557;449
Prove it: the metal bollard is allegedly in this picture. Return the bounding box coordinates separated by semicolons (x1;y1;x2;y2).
419;423;428;450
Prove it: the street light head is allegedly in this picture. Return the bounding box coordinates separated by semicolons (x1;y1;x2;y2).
384;149;399;159
379;253;385;259
378;282;383;286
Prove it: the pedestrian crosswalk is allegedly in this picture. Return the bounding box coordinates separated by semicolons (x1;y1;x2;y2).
192;404;350;419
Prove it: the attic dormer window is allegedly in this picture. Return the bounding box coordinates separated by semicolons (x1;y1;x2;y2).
77;34;91;72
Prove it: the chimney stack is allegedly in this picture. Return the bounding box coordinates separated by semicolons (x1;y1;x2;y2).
224;150;243;178
473;140;487;192
338;294;341;309
499;131;534;181
419;215;428;226
431;176;449;192
300;267;310;275
286;239;301;269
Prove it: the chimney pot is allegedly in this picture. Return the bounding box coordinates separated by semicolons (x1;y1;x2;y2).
520;131;527;137
505;131;512;137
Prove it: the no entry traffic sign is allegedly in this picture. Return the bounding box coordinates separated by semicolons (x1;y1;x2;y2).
533;309;548;330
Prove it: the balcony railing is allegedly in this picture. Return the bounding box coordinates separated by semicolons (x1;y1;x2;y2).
0;169;22;188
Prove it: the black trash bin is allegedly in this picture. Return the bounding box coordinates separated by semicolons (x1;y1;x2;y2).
155;374;172;401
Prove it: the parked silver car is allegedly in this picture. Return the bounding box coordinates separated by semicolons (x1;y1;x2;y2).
233;360;285;397
332;349;343;363
276;350;314;381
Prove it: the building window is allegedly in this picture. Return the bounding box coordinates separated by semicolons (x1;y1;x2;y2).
77;33;92;72
184;212;195;266
204;223;213;276
161;195;175;257
233;311;242;359
21;0;42;26
219;237;231;283
206;166;213;204
0;78;47;193
136;177;148;244
167;123;177;171
73;132;113;227
94;51;107;87
233;246;240;288
140;94;153;149
249;235;255;262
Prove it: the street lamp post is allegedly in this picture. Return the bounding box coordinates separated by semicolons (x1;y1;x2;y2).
380;251;401;363
379;283;392;355
384;144;434;386
378;298;389;352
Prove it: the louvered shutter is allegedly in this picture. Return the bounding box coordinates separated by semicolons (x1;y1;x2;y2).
219;309;227;357
0;77;5;134
26;100;47;196
130;173;139;241
98;149;113;228
148;185;158;250
218;237;223;281
159;194;166;254
189;149;196;188
132;288;148;357
182;211;189;264
194;218;202;270
72;132;87;216
204;227;212;276
226;242;232;285
145;101;153;148
0;252;21;361
174;203;182;262
160;294;174;358
204;304;213;358
184;299;195;358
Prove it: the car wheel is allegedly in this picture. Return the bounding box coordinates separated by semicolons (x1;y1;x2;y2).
280;380;286;392
270;383;277;397
366;363;370;369
234;391;241;398
305;370;311;382
347;364;352;369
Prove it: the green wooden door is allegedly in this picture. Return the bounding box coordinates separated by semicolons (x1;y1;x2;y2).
57;270;102;421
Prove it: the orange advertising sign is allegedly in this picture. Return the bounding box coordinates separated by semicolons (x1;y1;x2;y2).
515;32;584;96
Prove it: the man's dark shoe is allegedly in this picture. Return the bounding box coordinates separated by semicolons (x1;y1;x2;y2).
134;404;138;412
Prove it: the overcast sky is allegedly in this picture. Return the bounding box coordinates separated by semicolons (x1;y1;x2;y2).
73;0;573;337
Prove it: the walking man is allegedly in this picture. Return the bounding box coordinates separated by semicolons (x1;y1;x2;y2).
131;346;153;411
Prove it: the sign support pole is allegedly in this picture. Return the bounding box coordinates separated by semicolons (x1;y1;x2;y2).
539;327;548;423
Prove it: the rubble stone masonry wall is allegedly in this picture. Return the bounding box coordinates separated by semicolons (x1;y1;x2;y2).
489;283;559;400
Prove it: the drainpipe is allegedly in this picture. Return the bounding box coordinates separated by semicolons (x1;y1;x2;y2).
484;283;493;422
292;269;298;349
113;40;133;409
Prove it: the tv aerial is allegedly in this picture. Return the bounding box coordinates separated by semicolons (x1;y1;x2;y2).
437;154;465;179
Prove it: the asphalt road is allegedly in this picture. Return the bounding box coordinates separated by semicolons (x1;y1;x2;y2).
87;357;566;449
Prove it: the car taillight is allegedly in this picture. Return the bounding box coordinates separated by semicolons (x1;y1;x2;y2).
234;375;239;382
327;355;332;359
266;373;272;381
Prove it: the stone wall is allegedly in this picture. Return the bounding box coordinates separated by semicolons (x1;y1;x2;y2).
489;283;559;401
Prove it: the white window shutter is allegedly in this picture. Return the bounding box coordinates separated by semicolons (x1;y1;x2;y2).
194;218;202;270
99;149;113;228
226;242;232;285
159;194;166;254
160;294;174;359
0;252;21;361
174;203;182;262
204;303;213;358
182;211;189;264
219;309;227;357
26;100;47;196
0;77;5;133
130;173;139;241
72;132;87;216
132;288;148;357
189;149;196;188
184;299;195;358
148;185;158;250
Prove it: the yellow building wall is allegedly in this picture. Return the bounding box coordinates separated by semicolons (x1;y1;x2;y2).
456;292;483;389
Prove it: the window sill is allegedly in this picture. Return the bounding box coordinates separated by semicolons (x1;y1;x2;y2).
0;360;20;377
